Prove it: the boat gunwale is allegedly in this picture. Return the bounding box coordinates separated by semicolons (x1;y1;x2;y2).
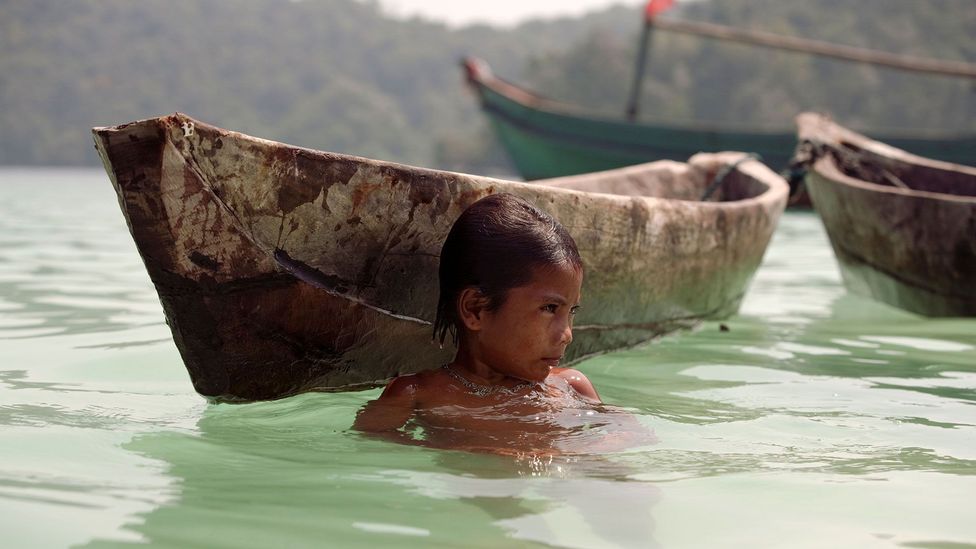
798;112;976;204
96;113;788;211
464;57;976;141
467;57;976;144
466;57;797;137
810;154;976;204
537;154;789;212
797;112;976;172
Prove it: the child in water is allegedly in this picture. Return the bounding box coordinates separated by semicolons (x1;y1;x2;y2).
354;193;643;455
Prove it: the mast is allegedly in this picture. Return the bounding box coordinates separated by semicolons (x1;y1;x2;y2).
625;0;675;120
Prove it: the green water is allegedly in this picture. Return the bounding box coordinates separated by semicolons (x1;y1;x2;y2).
1;168;974;548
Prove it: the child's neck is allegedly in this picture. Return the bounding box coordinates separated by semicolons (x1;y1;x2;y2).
451;341;518;385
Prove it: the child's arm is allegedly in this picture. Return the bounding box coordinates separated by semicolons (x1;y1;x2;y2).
553;368;601;402
352;375;420;432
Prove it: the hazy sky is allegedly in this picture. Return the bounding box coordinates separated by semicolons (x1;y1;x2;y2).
378;0;641;27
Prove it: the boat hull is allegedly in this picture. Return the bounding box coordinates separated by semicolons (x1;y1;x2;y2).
476;76;797;179
94;113;788;402
799;113;976;317
466;58;976;180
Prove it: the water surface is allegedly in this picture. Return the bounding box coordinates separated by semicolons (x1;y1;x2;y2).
1;168;974;548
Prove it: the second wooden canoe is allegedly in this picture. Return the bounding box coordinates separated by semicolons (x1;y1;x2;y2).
796;112;976;317
93;113;788;402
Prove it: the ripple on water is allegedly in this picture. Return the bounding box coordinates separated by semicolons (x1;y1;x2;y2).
860;336;974;353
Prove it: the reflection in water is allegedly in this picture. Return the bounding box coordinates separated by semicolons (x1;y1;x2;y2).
358;389;659;458
91;398;661;549
377;452;662;548
859;336;974;352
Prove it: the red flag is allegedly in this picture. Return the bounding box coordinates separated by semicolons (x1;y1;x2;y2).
644;0;675;21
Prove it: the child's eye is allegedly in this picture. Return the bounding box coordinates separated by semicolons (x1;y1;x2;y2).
542;304;558;313
570;305;581;316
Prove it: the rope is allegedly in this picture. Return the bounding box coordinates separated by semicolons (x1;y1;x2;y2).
701;153;760;201
782;140;819;201
781;140;914;204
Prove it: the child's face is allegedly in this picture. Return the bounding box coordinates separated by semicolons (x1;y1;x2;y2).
475;263;582;382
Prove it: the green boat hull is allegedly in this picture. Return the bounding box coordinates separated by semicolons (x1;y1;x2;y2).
465;58;976;180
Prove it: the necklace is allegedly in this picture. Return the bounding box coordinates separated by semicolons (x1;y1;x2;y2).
442;365;536;398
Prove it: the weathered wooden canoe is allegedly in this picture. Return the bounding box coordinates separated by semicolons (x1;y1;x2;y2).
464;57;976;181
93;113;788;402
795;112;976;317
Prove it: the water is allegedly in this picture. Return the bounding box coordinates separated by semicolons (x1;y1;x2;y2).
1;167;974;548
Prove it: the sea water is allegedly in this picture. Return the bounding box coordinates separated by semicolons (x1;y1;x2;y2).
1;168;974;548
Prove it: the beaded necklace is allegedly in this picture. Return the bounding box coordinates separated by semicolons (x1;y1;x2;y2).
442;364;537;397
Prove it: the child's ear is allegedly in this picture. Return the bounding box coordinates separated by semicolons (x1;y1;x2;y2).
457;287;489;331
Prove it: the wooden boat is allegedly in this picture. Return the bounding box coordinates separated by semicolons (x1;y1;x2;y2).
795;112;976;317
93;113;788;402
463;57;976;181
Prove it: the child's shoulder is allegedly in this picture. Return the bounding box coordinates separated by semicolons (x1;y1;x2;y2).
551;367;601;402
380;366;450;400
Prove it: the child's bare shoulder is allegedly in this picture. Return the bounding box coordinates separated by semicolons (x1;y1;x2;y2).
552;367;601;402
380;374;421;399
381;367;450;400
354;371;439;432
551;367;590;384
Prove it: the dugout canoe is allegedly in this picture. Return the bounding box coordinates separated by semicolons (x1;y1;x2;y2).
93;113;788;402
463;57;976;181
795;112;976;317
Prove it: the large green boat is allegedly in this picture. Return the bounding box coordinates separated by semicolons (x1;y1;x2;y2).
463;57;976;181
463;58;789;179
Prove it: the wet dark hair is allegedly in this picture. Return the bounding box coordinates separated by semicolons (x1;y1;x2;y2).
433;193;583;346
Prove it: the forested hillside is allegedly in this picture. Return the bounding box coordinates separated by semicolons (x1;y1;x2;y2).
0;0;634;170
1;0;973;172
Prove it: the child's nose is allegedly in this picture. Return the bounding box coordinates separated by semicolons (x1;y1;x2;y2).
559;321;573;346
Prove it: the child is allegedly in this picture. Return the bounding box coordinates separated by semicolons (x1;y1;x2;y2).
354;193;634;455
